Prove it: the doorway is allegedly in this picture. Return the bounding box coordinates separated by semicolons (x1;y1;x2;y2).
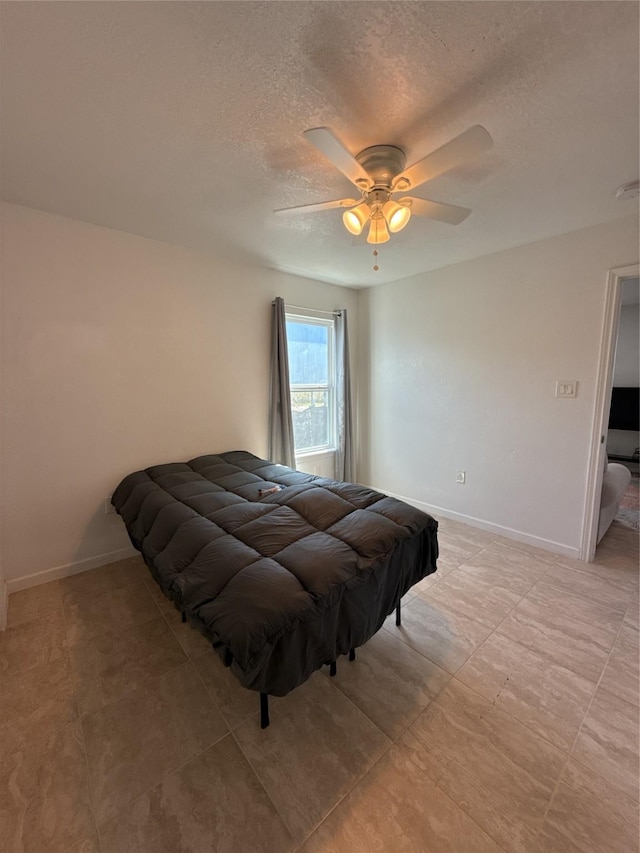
582;264;640;560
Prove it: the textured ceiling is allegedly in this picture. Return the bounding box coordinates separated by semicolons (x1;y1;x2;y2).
1;1;638;287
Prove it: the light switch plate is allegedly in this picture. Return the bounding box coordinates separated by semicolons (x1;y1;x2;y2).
555;380;578;398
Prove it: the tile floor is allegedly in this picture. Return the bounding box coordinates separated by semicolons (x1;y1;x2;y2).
1;518;638;853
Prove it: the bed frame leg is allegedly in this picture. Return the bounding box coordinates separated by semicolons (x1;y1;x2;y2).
260;693;270;729
223;648;233;668
329;660;337;677
181;612;186;623
396;600;401;627
349;648;356;662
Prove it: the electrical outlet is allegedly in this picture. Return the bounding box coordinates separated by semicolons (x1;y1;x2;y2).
104;497;115;515
456;471;466;484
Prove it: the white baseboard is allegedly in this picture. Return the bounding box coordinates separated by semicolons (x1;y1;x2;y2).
2;489;581;601
0;581;8;631
5;546;139;594
378;488;582;560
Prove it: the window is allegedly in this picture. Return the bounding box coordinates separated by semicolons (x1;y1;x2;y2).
286;314;335;454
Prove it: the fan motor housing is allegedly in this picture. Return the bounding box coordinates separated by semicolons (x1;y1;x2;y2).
356;145;406;187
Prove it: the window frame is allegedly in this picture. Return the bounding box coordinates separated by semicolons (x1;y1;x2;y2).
285;311;336;457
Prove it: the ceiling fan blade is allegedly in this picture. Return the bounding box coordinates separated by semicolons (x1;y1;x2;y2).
400;196;472;225
303;127;372;187
274;198;358;215
395;126;493;191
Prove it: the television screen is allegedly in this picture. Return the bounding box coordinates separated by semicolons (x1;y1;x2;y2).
608;387;640;431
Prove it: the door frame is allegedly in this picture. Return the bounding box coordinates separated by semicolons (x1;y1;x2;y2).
581;262;639;560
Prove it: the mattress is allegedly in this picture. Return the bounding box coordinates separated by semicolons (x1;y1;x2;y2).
112;451;438;696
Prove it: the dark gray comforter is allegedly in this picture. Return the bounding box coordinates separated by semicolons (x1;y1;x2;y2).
112;451;438;696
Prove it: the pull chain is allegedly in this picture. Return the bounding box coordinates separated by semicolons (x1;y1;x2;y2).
373;249;379;272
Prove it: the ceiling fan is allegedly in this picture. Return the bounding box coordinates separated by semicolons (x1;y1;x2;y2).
275;125;493;247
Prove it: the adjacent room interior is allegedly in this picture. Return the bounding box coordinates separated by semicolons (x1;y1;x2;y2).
1;3;638;852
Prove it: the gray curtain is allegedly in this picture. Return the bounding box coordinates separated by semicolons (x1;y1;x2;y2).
335;309;355;482
268;297;295;468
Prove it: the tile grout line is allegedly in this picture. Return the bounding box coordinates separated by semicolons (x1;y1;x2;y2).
81;657;222;833
398;672;555;853
82;582;230;844
447;550;627;680
294;712;510;853
193;571;462;839
58;582;104;853
449;553;635;758
536;592;637;835
163;542;491;847
398;739;514;853
145;561;296;732
398;671;577;853
93;729;234;844
225;672;394;850
61;565;202;848
226;724;302;848
291;569;522;853
388;552;634;848
60;571;163;851
385;543;551;679
185;634;270;736
226;647;502;853
290;739;396;852
70;607;189;716
322;651;452;745
185;639;299;844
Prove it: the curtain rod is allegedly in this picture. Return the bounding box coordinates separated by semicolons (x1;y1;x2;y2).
272;301;342;317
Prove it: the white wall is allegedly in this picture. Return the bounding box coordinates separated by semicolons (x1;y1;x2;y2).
1;203;358;588
358;215;639;556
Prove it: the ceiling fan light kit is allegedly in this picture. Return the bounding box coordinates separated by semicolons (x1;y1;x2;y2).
367;212;390;245
383;198;412;233
343;190;412;241
343;201;369;235
276;124;493;268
